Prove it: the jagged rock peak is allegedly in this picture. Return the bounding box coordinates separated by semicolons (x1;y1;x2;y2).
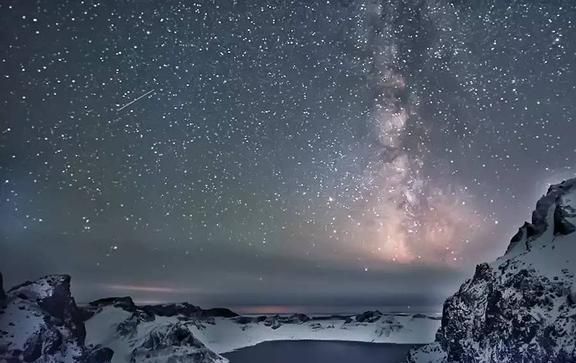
130;322;227;363
8;274;71;297
507;177;576;254
8;274;84;328
89;296;137;312
0;274;113;362
355;310;383;323
408;178;576;363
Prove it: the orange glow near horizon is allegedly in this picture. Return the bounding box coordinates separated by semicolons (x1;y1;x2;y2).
100;284;202;294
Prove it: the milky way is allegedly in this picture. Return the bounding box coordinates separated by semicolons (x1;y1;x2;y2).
1;0;575;311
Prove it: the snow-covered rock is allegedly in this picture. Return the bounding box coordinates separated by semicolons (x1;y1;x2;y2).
0;275;228;363
84;297;440;362
408;178;576;363
0;274;113;363
82;300;228;363
130;323;227;363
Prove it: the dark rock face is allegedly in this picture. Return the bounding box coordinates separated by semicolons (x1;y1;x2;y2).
408;178;576;363
85;345;114;363
234;315;267;325
89;296;137;312
507;178;576;254
263;315;283;329
203;307;238;318
262;314;313;329
0;275;378;363
0;274;113;363
355;310;383;323
84;298;238;324
81;296;138;321
139;303;238;319
554;203;576;235
232;313;312;329
141;302;203;317
433;267;573;362
0;272;5;302
284;313;311;323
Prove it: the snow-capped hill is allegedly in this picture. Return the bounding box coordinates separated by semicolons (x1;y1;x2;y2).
83;301;229;363
0;274;113;363
130;323;227;363
85;298;440;362
408;178;576;363
0;273;440;363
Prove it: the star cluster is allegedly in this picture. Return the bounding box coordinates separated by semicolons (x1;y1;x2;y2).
1;0;575;310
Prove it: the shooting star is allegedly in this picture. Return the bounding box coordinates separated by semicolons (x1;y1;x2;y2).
116;89;155;112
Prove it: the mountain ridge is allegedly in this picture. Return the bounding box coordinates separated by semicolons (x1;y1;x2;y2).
408;177;576;363
0;272;439;362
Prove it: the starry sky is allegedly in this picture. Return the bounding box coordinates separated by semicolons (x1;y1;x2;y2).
1;0;575;313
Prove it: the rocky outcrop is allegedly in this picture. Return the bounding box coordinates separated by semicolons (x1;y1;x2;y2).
0;275;231;362
257;313;312;329
408;178;576;363
355;310;384;323
85;345;114;363
0;274;113;362
507;178;576;254
81;296;229;362
83;298;238;322
89;296;137;312
81;296;139;321
129;323;227;363
202;308;238;318
140;303;237;319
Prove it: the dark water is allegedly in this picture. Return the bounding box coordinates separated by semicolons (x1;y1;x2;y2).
223;340;421;363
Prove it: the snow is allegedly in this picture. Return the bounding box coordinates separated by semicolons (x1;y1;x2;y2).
8;275;68;301
407;342;447;363
192;314;439;353
0;281;85;363
85;306;133;362
84;306;440;363
1;298;45;351
493;180;576;289
494;185;576;282
85;306;222;363
409;178;576;362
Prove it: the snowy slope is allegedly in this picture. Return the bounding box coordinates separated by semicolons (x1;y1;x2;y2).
0;275;439;363
83;304;227;363
191;312;439;353
84;300;440;363
408;178;576;363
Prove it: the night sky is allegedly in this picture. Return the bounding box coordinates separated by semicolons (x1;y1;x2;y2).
1;0;575;313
